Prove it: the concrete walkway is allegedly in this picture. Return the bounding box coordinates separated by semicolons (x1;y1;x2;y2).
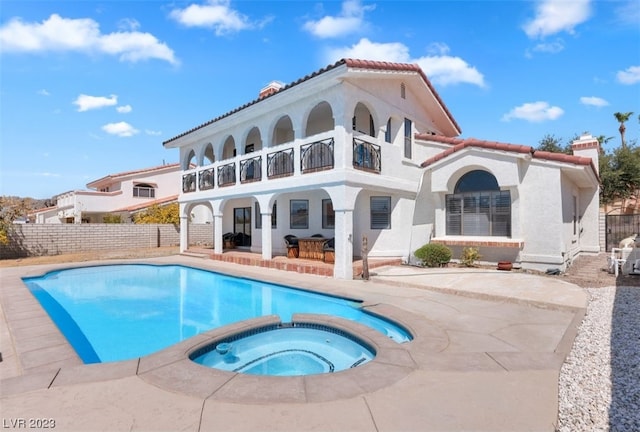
0;256;588;431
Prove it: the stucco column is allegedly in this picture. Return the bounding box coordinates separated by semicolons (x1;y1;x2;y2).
179;203;189;253
179;216;188;253
333;209;354;279
261;212;272;260
213;214;223;254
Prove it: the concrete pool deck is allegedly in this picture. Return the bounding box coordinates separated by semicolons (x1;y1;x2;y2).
0;255;588;431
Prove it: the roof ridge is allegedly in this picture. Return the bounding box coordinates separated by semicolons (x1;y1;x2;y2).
164;58;460;145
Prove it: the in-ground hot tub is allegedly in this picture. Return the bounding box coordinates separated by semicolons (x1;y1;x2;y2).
190;322;376;376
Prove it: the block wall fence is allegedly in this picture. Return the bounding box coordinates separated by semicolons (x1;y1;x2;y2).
0;223;214;259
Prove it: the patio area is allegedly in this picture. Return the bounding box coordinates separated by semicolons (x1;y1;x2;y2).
184;246;402;278
1;254;588;431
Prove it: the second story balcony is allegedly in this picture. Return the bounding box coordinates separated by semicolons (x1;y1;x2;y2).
182;134;385;194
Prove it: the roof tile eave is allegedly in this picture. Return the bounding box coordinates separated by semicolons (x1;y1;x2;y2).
419;135;599;181
164;58;462;145
86;163;180;187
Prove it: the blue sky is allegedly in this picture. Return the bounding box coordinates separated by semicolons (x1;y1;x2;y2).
1;0;638;199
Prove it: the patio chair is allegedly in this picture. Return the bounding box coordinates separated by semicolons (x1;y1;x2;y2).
323;237;335;263
609;247;633;276
311;233;324;238
223;232;236;249
284;235;299;258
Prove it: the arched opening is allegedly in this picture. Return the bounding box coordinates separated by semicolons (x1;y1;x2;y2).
244;127;262;153
184;149;196;170
446;170;511;237
384;117;401;144
204;143;215;165
222;136;236;160
352;102;375;137
272;115;294;146
305;101;334;137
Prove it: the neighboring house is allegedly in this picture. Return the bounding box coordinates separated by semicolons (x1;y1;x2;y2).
30;163;211;224
163;58;600;279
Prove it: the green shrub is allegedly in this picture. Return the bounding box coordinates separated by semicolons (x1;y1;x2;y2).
414;243;452;267
460;247;481;267
103;214;122;224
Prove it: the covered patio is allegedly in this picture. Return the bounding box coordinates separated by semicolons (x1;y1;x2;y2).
184;247;401;278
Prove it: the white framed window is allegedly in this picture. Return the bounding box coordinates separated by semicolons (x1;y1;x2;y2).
133;183;155;198
445;170;511;237
404;118;412;159
371;196;391;229
290;200;308;229
322;199;335;229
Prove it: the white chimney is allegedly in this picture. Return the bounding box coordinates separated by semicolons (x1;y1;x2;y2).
259;81;284;99
571;133;600;174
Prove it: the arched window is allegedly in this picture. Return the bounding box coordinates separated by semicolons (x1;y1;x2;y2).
133;183;155;198
445;170;511;237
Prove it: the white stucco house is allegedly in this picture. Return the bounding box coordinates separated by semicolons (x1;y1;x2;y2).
31;163;211;224
163;58;600;279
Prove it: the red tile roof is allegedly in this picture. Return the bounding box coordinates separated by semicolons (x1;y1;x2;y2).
418;134;599;179
113;194;179;213
163;58;461;145
87;163;180;188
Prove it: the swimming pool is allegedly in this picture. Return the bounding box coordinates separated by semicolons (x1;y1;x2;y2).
23;264;411;363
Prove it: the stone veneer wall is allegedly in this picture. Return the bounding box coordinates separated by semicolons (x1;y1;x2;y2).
0;223;213;259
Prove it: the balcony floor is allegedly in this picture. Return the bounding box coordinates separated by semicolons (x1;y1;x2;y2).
185;247;401;278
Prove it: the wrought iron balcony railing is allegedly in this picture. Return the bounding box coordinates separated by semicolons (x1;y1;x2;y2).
240;156;262;183
267;148;294;179
301;138;334;173
353;137;381;173
217;162;236;187
182;135;383;193
182;173;196;193
198;168;214;190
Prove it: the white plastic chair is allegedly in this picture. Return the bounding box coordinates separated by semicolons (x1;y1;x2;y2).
609;247;632;276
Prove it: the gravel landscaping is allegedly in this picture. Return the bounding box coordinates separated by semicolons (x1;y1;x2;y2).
557;284;640;432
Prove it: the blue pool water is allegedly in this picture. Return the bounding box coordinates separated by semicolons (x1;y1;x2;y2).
23;264;411;363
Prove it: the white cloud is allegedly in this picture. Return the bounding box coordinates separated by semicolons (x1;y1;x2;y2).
102;121;139;137
37;89;50;96
303;0;375;39
414;56;485;88
532;39;565;54
117;18;140;32
145;129;162;136
170;0;254;35
326;38;485;87
73;94;118;112
615;0;640;25
326;38;409;63
523;0;591;38
580;96;609;107
501;101;564;122
617;65;640;85
116;105;132;113
0;14;178;64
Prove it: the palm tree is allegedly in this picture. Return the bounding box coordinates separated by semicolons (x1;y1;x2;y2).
614;111;634;149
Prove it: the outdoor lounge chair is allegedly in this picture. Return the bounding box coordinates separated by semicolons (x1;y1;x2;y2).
323;237;335;263
311;234;324;238
223;232;236;249
284;235;299;258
